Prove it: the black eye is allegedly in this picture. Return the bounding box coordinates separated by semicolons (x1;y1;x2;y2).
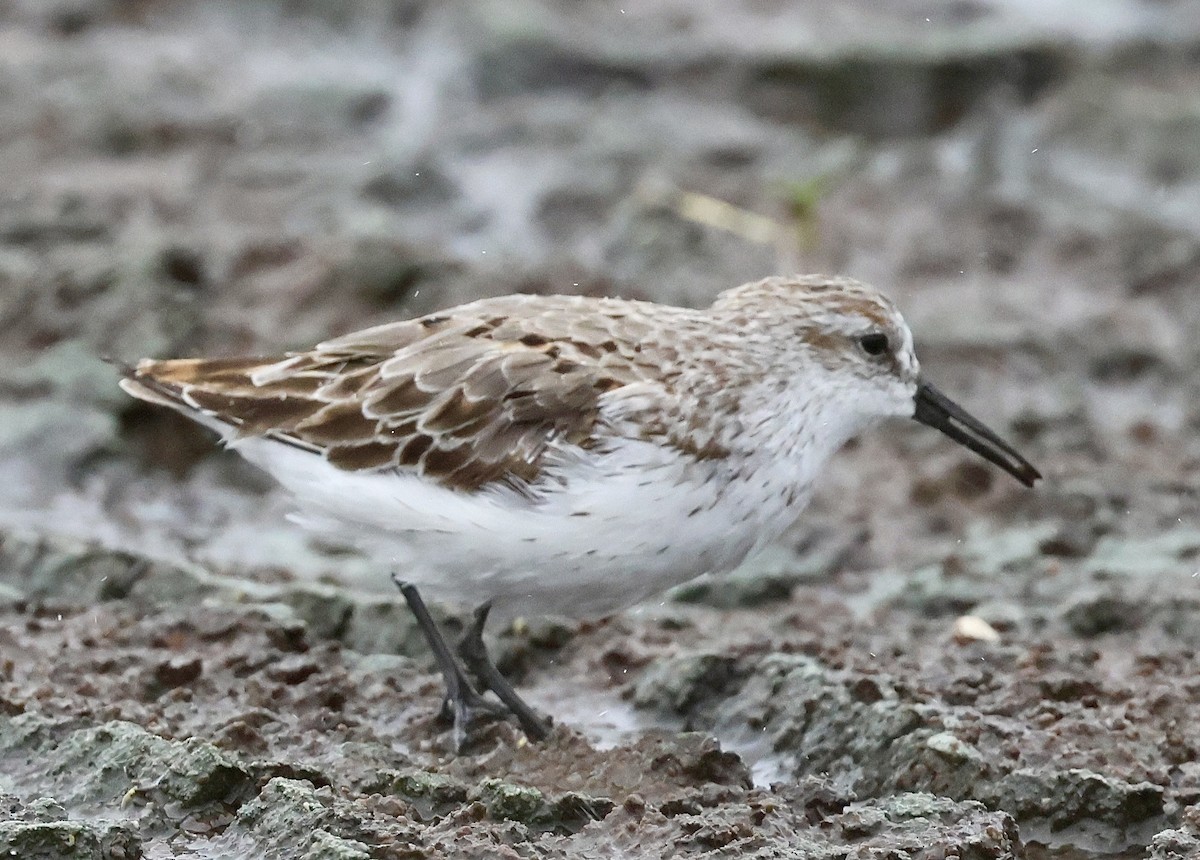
859;333;890;357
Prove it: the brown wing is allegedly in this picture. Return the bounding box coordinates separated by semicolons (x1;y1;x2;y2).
121;295;664;492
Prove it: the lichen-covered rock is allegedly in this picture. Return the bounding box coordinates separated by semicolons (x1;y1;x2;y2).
213;777;414;859
0;715;252;812
981;768;1164;836
374;769;469;819
472;778;614;834
638;648;1176;840
632;653;743;717
833;792;1021;857
1149;804;1200;859
0;819;142;860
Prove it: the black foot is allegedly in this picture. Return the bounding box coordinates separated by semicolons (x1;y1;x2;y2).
438;682;509;752
392;575;502;752
457;603;552;742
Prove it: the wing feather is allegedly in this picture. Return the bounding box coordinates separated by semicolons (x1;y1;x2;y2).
120;295;667;492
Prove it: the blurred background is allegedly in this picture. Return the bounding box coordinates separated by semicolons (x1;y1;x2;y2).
3;0;1199;578
1;2;1200;855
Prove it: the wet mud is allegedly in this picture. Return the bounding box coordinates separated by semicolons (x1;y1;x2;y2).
2;1;1200;857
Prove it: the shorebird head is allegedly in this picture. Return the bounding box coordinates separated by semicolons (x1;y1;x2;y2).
713;275;1041;487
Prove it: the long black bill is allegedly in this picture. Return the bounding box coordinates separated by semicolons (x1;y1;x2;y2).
913;381;1041;487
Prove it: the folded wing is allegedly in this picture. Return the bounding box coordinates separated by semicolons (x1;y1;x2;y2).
119;296;659;492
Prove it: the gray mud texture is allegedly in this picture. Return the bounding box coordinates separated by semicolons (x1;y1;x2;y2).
2;1;1200;858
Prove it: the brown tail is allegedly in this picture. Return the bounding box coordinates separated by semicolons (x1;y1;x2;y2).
106;356;189;412
113;355;325;452
112;356;262;410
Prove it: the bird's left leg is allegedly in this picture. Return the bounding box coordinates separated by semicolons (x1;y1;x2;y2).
457;602;551;742
392;575;505;752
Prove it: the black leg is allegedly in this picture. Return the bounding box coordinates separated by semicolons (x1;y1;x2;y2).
457;602;552;742
391;576;504;752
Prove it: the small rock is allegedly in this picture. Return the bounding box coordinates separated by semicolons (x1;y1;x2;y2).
1062;590;1141;637
153;655;203;688
632;653;742;715
926;732;985;764
0;819;142;860
952;615;1001;644
266;656;321;686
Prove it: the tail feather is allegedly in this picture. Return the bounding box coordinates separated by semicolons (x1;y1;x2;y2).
133;355;274;388
112;355;323;454
115;363;242;440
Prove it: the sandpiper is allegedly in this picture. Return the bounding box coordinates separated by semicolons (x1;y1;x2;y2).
118;274;1040;749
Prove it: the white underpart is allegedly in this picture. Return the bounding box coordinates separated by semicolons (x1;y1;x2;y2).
221;384;868;621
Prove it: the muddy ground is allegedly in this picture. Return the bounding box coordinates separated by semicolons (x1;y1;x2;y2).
2;1;1200;857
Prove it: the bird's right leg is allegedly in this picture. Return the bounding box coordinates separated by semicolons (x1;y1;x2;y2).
457;602;551;742
391;575;504;752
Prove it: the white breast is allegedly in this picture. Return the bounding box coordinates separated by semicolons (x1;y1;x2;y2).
220;375;861;619
225;429;815;619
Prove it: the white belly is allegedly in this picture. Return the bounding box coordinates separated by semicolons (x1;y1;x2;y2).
228;433;815;619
